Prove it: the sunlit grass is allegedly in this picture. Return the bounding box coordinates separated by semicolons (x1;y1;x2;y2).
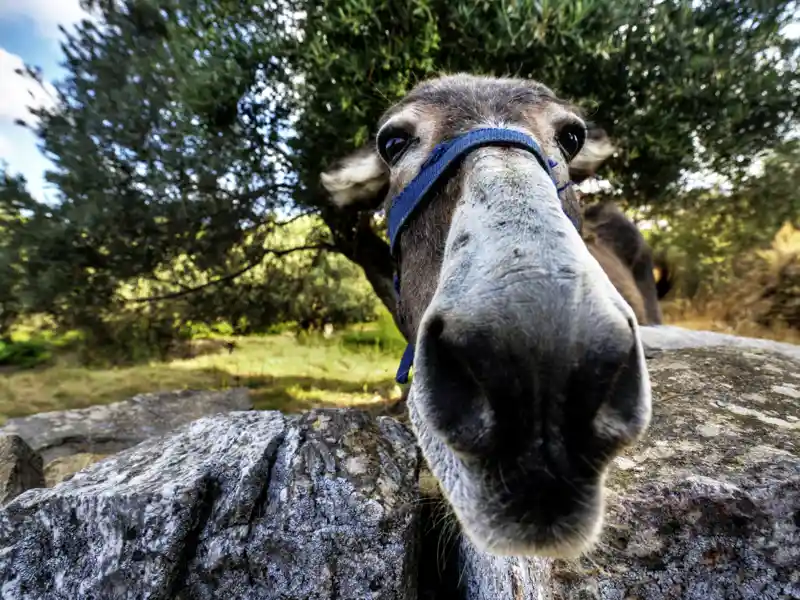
0;329;405;424
2;292;797;426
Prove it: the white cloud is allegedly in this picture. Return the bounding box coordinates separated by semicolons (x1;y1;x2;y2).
0;130;12;157
0;49;60;203
784;20;800;40
0;0;90;41
0;48;58;123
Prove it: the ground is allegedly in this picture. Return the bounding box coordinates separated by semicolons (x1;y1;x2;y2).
662;308;800;345
0;326;405;424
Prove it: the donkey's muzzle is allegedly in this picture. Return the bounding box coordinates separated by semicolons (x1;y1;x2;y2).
414;277;645;464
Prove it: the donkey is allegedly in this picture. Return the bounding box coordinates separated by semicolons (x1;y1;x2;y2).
582;201;668;325
321;74;651;558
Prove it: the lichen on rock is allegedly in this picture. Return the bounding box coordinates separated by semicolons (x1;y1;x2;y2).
552;345;800;600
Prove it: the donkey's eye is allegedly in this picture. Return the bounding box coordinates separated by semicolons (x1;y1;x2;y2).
556;123;587;161
377;127;414;165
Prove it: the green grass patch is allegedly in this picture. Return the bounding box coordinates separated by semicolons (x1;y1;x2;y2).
340;307;407;354
0;328;405;424
0;339;52;369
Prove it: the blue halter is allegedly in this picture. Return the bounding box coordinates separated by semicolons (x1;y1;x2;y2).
387;127;575;384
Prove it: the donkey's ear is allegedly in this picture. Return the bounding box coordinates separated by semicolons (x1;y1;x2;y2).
568;125;616;184
320;144;389;209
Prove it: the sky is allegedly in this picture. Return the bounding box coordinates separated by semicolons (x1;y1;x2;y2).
0;3;798;205
0;0;91;203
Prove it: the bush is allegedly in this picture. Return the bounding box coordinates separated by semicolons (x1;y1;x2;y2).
736;222;800;330
0;339;52;369
660;221;800;337
69;305;194;366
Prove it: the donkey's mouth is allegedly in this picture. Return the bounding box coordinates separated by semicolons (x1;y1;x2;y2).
406;311;639;557
407;383;609;558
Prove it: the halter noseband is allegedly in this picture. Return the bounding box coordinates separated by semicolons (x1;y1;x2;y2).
386;127;576;385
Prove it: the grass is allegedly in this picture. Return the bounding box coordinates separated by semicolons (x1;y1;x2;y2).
661;305;800;346
0;328;406;424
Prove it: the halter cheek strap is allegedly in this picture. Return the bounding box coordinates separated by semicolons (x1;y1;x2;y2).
386;127;576;384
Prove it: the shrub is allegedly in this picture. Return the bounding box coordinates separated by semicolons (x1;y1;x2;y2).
0;339;52;369
739;222;800;330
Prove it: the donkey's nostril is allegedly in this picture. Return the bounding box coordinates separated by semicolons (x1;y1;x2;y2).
415;310;496;456
427;314;445;342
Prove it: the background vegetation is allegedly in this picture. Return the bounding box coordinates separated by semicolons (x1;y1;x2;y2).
0;0;798;419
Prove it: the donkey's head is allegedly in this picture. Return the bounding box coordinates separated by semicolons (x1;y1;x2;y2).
321;74;651;558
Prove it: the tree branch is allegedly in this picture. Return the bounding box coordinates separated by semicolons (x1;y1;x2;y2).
129;242;334;303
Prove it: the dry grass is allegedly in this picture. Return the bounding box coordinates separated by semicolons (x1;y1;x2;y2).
0;332;404;424
663;307;800;345
662;221;800;345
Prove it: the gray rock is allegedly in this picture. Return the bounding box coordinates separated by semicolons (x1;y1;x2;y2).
641;324;800;360
551;346;800;600
457;540;552;600
0;388;253;463
0;409;420;599
0;435;44;505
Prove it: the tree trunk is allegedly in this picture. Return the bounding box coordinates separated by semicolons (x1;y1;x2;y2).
321;208;403;335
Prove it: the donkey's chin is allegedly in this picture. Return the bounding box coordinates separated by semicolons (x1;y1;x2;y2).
407;389;609;560
448;485;607;559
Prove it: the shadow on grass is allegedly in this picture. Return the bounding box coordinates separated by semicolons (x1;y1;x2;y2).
0;362;404;423
218;372;401;412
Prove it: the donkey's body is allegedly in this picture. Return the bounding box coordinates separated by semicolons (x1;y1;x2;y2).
322;74;651;558
583;201;666;325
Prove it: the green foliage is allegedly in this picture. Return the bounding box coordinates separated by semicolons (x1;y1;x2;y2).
61;215;378;363
645;139;800;298
129;214;380;336
0;339;52;370
0;166;38;338
298;0;800;210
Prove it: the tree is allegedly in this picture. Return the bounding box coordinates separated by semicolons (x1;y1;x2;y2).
8;0;800;335
0;167;38;338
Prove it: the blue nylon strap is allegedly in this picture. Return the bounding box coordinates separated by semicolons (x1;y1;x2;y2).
396;343;416;385
387;127;575;385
